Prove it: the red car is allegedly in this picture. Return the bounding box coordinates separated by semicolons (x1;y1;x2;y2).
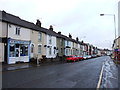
76;56;84;60
66;55;79;62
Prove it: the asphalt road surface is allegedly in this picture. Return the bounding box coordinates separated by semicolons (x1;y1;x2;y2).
2;56;108;88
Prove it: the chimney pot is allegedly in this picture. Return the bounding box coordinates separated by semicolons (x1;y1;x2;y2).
76;37;79;41
69;33;72;38
49;25;53;31
58;32;61;34
36;19;41;27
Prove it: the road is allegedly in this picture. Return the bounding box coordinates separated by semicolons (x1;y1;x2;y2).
2;56;108;88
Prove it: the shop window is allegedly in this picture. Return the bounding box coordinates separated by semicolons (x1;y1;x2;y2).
20;45;24;56
16;49;19;57
25;45;28;56
38;45;41;54
10;44;15;57
16;44;19;48
20;45;28;56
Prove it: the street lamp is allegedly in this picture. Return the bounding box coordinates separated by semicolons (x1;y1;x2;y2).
100;14;117;39
100;13;118;65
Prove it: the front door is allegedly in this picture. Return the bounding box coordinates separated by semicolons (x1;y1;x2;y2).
15;44;20;57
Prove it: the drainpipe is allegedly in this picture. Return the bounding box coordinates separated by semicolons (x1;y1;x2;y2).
6;23;9;64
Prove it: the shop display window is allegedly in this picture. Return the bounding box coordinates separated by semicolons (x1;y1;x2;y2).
20;45;28;56
10;44;15;57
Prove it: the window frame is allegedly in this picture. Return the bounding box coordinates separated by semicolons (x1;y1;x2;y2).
49;47;52;55
38;45;42;54
15;27;20;35
49;35;52;44
31;44;34;53
38;32;42;42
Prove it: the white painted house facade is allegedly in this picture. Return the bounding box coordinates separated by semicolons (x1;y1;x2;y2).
46;34;57;58
7;24;31;64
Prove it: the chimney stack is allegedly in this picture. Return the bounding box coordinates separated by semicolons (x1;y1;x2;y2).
69;33;72;38
58;31;61;34
36;19;41;27
81;40;84;43
76;37;79;41
49;25;53;31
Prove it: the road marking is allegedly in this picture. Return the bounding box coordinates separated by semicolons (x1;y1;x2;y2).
96;62;104;90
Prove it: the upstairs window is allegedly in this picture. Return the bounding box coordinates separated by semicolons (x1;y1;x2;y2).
67;41;69;46
49;35;52;44
60;39;63;46
15;27;20;35
38;32;42;42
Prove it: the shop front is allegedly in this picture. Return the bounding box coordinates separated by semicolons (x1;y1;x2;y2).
7;38;31;64
113;48;120;63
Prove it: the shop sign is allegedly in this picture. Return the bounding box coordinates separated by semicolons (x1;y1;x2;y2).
10;40;30;44
114;49;118;52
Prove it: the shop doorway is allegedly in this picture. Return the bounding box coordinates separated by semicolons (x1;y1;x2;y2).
15;44;20;57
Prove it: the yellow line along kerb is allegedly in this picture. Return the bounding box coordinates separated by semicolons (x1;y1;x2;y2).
96;62;104;90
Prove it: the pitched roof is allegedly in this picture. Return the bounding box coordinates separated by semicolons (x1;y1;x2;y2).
0;10;59;37
0;10;84;44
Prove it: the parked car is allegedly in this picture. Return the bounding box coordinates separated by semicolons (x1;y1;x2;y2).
83;56;87;60
91;55;97;58
76;56;84;60
83;55;91;59
85;55;92;59
66;55;79;62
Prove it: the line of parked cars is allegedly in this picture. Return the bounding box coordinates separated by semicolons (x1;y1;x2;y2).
66;55;98;62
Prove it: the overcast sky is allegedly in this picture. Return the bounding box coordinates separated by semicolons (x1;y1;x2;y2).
0;0;119;49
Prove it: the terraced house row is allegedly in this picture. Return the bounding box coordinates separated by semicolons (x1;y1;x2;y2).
0;11;109;64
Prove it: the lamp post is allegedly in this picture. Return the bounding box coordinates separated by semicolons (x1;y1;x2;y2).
100;14;117;64
100;14;117;39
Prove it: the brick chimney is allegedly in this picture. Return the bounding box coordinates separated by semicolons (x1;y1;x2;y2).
76;37;79;41
58;31;61;34
49;25;53;31
69;33;72;38
36;19;41;27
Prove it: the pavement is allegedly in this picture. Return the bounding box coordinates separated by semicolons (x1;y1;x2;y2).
118;64;120;89
2;63;36;72
100;57;119;88
2;60;65;72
